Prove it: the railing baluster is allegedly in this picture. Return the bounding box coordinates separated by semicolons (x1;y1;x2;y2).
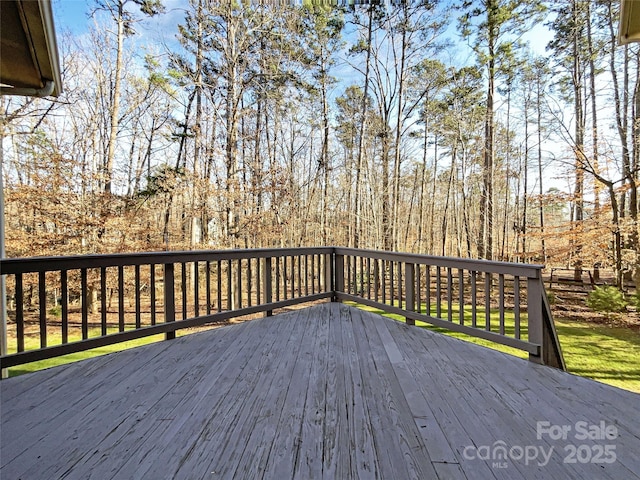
39;272;47;348
374;259;380;303
81;268;88;340
447;267;453;322
118;266;125;332
415;264;421;314
380;260;387;304
352;255;356;294
193;261;199;318
471;270;477;328
62;270;69;342
291;256;295;298
248;258;253;307
205;261;211;316
16;274;24;352
217;260;222;313
325;254;331;292
514;276;521;339
300;254;304;297
436;266;441;318
366;257;371;299
227;259;232;310
352;255;356;295
264;257;272;316
237;259;242;309
283;256;288;300
181;263;188;320
150;265;156;326
135;265;141;329
458;269;464;325
256;257;261;305
304;255;309;297
389;261;394;307
334;253;344;301
426;266;431;316
276;257;281;301
398;261;403;310
291;255;300;298
164;263;175;340
499;274;505;335
485;273;491;331
345;256;351;295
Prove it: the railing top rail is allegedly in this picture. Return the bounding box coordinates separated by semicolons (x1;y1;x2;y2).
0;247;334;274
0;246;545;278
333;247;544;278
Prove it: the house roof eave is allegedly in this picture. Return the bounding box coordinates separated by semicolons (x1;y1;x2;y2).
0;0;62;97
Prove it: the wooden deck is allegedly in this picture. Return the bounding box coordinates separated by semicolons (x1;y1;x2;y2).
2;303;639;479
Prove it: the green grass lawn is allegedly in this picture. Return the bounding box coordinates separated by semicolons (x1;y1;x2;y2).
552;318;640;393
6;330;166;377
6;305;640;394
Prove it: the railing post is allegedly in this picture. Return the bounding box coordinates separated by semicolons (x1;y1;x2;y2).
164;263;176;340
405;263;415;325
541;277;567;370
333;253;344;302
527;276;543;365
263;256;273;317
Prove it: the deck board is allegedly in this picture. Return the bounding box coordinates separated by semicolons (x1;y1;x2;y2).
2;302;639;480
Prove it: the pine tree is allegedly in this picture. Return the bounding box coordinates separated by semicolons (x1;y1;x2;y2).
459;0;545;260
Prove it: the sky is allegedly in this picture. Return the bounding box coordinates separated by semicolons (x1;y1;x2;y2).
52;0;186;46
50;0;554;61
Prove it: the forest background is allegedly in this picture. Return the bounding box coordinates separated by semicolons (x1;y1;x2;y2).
2;0;639;289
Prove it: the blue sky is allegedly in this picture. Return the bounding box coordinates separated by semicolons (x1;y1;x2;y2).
53;0;91;34
52;0;186;46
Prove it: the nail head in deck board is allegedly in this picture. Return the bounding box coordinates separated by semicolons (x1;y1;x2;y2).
2;303;638;480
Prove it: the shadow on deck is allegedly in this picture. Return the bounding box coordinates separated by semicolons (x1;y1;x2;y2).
2;303;639;479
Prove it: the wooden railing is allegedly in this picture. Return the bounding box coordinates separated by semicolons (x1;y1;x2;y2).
0;248;334;369
0;247;565;371
333;248;565;370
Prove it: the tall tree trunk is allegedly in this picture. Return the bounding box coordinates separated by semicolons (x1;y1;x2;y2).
381;130;391;251
320;49;330;247
571;0;585;281
416;120;429;251
521;88;529;261
428;134;438;254
194;0;204;247
501;85;512;261
536;65;547;262
480;5;496;260
225;27;240;247
391;9;408;252
354;6;373;249
606;0;634;284
633;51;640;285
586;2;601;213
105;0;125;194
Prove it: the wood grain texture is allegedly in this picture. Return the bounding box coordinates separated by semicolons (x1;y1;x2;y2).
2;303;639;480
